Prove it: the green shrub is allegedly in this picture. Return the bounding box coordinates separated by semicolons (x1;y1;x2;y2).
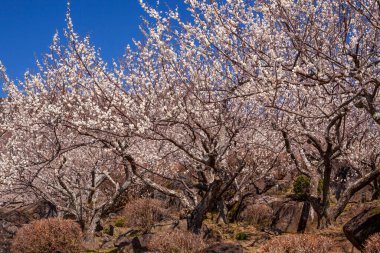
293;175;311;200
114;218;125;227
235;232;248;240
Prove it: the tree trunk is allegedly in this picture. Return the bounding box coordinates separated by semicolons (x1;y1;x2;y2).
82;213;101;242
307;196;329;229
187;180;222;233
216;198;228;224
297;201;311;233
331;169;380;221
319;156;333;228
371;176;380;200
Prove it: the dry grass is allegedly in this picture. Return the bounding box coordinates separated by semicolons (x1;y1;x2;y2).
364;233;380;253
122;198;169;233
148;230;206;253
239;204;274;229
258;234;336;253
11;218;83;253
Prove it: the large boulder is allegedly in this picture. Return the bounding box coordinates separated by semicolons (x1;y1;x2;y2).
343;206;380;250
111;230;150;253
269;198;316;233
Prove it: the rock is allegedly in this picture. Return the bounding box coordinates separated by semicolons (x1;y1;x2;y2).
136;234;152;249
202;226;223;241
4;225;18;235
108;213;117;218
114;230;150;252
343;206;380;250
105;224;114;236
103;235;113;242
249;234;271;247
270;199;302;232
101;248;119;253
114;236;132;248
269;198;316;233
101;240;115;249
117;229;141;239
150;222;173;234
131;237;144;252
202;243;244;253
117;236;149;253
95;221;104;233
171;219;187;231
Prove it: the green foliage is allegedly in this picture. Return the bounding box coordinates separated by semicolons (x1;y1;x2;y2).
293;175;311;200
114;218;125;227
235;232;248;240
103;226;111;235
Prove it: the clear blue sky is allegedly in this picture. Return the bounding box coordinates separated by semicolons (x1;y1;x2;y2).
0;0;188;97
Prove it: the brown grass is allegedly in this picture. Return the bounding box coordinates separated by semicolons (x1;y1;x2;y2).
364;233;380;253
239;203;274;229
122;198;169;233
11;218;83;253
258;234;336;253
148;230;206;253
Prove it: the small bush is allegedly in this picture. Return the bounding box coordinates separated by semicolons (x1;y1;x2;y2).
239;204;274;229
364;233;380;253
147;230;206;253
123;198;168;233
114;218;125;227
103;226;111;235
293;175;311;200
11;218;83;253
235;232;248;240
259;234;336;253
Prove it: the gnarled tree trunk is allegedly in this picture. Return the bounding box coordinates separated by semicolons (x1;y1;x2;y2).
187;180;222;233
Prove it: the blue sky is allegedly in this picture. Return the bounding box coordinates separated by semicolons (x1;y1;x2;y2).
0;0;188;97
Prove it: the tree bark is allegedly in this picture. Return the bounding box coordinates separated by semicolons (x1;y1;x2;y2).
372;177;380;200
297;201;311;233
216;198;228;224
187;180;222;233
81;212;101;242
331;169;380;220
